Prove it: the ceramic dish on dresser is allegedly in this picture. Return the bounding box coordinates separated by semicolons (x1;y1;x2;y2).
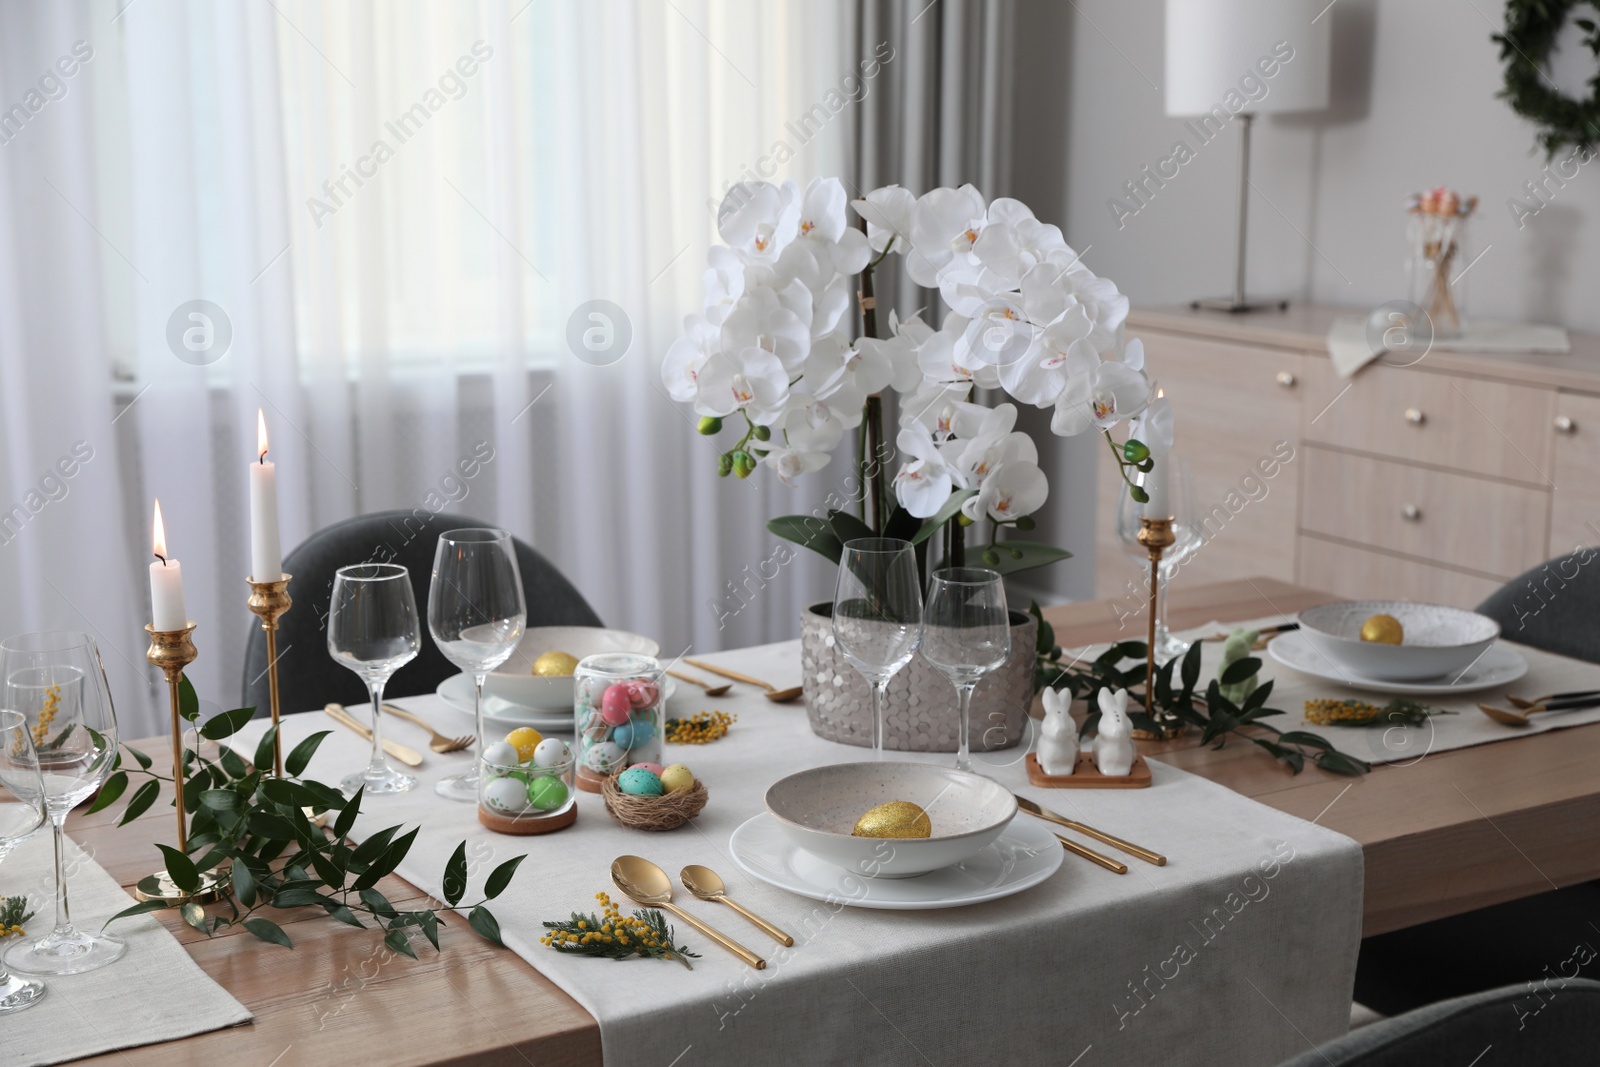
729;811;1062;910
484;626;662;709
438;672;676;731
1268;630;1526;696
1295;600;1500;682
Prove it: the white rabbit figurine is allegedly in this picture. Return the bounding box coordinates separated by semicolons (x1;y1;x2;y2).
1037;688;1078;776
1094;688;1136;777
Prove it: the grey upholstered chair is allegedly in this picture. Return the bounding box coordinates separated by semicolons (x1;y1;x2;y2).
1475;551;1600;665
240;510;601;715
1276;980;1600;1066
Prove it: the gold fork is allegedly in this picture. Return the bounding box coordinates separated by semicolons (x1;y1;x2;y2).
381;703;474;753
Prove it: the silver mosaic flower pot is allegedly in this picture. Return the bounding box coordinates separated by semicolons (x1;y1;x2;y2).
801;602;1036;752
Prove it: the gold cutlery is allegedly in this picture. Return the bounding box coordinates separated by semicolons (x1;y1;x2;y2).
381;703;473;753
666;669;732;697
680;865;794;946
682;659;802;702
1507;689;1600;709
1055;834;1127;874
324;703;424;767
1477;695;1600;727
611;856;766;968
1014;796;1167;867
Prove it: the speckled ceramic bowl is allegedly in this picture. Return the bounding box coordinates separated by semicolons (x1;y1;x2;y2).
764;762;1017;878
1297;600;1500;682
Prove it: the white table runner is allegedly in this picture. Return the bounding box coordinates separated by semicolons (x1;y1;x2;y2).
238;639;1362;1067
0;833;251;1067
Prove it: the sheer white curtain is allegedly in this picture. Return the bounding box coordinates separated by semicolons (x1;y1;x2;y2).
0;0;858;735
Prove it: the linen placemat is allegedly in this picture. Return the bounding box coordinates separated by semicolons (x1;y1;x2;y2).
1325;317;1570;378
239;642;1362;1067
0;833;251;1067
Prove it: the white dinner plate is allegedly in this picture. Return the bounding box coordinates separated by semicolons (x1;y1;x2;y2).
728;810;1064;910
1267;630;1527;695
436;673;677;731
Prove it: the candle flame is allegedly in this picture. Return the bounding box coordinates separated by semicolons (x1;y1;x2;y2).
257;408;269;463
152;499;169;563
1156;387;1165;399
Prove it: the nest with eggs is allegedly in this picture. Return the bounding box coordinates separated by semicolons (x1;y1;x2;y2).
601;772;707;831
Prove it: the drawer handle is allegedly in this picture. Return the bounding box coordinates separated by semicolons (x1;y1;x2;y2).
1276;371;1297;388
1556;415;1576;434
1401;504;1422;522
1405;408;1426;426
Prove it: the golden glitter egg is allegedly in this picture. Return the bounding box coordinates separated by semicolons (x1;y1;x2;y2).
1359;614;1404;645
531;650;580;677
851;801;932;839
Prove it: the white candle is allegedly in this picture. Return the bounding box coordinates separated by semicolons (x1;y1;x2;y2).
1142;390;1174;520
149;500;188;631
249;409;282;582
1142;458;1171;520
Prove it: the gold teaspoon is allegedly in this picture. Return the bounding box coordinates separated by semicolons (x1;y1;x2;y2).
610;856;766;969
680;865;794;946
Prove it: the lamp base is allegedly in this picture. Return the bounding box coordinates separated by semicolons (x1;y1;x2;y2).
1190;296;1290;314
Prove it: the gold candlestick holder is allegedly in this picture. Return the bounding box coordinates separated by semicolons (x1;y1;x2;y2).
136;622;227;903
246;573;293;777
1134;517;1182;740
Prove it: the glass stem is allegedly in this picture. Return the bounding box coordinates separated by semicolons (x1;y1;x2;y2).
870;679;888;760
472;672;487;763
954;682;976;772
366;678;389;776
51;814;73;936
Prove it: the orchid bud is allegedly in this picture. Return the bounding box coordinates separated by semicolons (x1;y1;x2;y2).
698;416;723;435
753;424;771;441
1122;439;1149;464
732;451;755;478
1016;515;1035;531
957;513;975;527
1130;486;1149;504
717;454;734;477
982;549;1001;566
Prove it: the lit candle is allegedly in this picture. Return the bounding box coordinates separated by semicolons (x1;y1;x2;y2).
149;500;188;631
249;409;282;582
1142;389;1173;520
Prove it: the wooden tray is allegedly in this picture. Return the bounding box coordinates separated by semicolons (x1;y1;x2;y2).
477;804;577;835
1025;751;1151;789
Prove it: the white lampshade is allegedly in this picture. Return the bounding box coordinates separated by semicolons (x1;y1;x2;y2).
1165;0;1331;117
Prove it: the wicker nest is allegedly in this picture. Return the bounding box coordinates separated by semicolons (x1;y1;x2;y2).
601;772;707;831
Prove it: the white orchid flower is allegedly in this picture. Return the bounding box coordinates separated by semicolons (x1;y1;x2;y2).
917;315;1000;390
800;334;891;417
852;184;915;254
906;184;986;288
957;295;1034;371
661;313;717;403
1043;248;1129;350
893;423;958;518
781;392;851;450
701;246;746;326
759;443;832;486
902;382;975;441
797;178;872;275
719;285;812;374
963;460;1049;522
957;427;1038;496
1052;358;1151;436
971;198;1072;290
949;399;1016;442
857;310;932;394
694;345;790;424
717;180;801;266
999;303;1097;407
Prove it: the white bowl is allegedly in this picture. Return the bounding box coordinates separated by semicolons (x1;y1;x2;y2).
764;762;1017;879
1296;600;1500;682
484;627;660;709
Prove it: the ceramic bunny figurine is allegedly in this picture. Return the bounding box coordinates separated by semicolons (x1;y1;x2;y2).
1038;688;1078;776
1094;688;1136;777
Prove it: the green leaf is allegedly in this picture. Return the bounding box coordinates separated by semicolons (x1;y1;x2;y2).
181;901;208;932
254;725;279;775
126;744;153;771
881;506;921;542
156;844;201;894
310;850;345;890
1219;657;1262;686
1276;730;1335;751
350;826;399;868
118;779;161;826
483;855;526;900
270;887;324;908
103;899;171;927
421;911;441;950
909;490;977;545
261;777;319;808
468;905;503;947
360;888;397;917
243;917;293;948
218;744;249;779
384;925;419;959
1242;678;1275;713
179;674;200;722
442;842;469;907
199;788;242;811
1251;737;1304;774
38;723;78;751
1315;750;1372;776
232;861;257;906
826;509;876;546
247;811;297;840
1180;639;1202;694
323;903;366;928
335;785;363;839
285;730;333;778
765;515;843;563
352;827;418;891
200;705;257;741
88;771;129;814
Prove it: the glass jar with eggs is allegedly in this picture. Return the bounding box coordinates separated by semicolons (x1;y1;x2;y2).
477;727;578;834
574;653;665;793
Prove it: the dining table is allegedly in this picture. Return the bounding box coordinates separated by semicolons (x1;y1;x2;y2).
51;575;1600;1066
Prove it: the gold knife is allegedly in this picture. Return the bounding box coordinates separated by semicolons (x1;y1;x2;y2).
323;703;424;767
1016;795;1167;866
1056;833;1128;874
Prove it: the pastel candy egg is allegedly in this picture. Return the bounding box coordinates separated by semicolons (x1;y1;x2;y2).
482;741;521;770
532;737;570;769
505;727;543;762
625;680;659;708
483;776;532;814
617;767;664;796
601;685;633;726
633;762;666;776
611;719;656;750
584;740;624;773
527;776;569;811
659;764;695;794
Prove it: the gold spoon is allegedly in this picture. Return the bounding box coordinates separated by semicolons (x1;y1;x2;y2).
680;865;794;946
610;856;766;969
1477;703;1540;727
666;669;731;698
682;659;802;702
1479;695;1600;727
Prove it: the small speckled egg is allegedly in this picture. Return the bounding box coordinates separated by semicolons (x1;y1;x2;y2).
601;684;633;726
532;737;569;769
658;763;694;794
482;741;521;770
611;719;656;750
584;740;625;773
617;767;664;796
633;761;666;776
527;776;569;811
505;727;543;762
483;776;532;814
625;680;660;708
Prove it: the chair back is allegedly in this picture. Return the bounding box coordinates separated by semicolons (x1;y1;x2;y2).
1476;552;1600;664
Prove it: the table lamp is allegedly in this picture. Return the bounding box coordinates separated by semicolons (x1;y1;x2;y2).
1165;0;1330;312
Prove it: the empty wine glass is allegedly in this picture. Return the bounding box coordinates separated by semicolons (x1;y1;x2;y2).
919;568;1012;772
428;528;526;802
0;710;48;1012
832;538;922;758
1115;452;1200;658
1;632;124;976
328;564;421;796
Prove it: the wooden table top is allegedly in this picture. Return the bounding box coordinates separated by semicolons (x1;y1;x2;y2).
62;576;1593;1063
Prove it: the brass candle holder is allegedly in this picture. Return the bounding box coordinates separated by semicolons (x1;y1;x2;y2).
1135;517;1182;740
246;573;293;777
136;622;227;903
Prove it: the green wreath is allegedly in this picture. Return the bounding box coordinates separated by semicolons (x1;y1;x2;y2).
1495;0;1600;157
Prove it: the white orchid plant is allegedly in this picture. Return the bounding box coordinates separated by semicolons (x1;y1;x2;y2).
664;177;1163;576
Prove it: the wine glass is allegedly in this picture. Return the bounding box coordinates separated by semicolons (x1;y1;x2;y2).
428;528;526;802
0;710;48;1012
832;538;922;759
1;632;124;976
919;568;1012;772
1115;452;1200;658
328;564;421;796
